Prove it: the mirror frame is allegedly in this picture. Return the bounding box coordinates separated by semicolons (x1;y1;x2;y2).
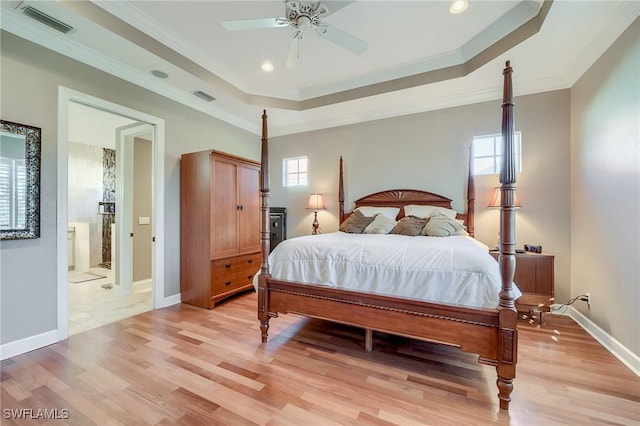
0;119;41;240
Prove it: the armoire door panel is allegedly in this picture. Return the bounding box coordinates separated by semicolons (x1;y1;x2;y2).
211;157;238;258
238;164;261;254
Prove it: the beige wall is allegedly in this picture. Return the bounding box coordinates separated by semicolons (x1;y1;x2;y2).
269;89;572;302
0;31;259;344
133;137;152;282
570;19;639;356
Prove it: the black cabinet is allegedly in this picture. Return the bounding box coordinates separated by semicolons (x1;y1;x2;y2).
270;207;286;252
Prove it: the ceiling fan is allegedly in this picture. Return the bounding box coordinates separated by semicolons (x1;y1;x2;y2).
222;0;368;68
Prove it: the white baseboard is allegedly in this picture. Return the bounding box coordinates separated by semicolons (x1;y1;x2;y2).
2;294;182;361
163;293;181;308
0;330;58;361
554;305;639;376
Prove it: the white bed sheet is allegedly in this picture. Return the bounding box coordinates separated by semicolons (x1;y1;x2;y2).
256;232;521;309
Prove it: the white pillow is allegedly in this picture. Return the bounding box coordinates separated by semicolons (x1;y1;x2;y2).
454;218;469;236
355;206;400;220
404;204;458;220
403;204;437;219
363;214;397;234
435;207;459;219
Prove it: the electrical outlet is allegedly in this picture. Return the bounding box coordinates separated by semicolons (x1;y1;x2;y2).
580;292;591;309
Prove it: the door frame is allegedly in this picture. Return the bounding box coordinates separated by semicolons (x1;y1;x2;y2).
57;87;165;341
115;122;153;296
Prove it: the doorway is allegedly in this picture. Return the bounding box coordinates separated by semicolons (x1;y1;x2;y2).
57;87;165;341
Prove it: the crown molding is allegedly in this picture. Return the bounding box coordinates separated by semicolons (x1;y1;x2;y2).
270;73;570;137
92;0;249;95
565;0;640;87
3;1;635;137
80;0;552;108
0;7;259;135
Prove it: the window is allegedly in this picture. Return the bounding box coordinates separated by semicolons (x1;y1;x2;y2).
0;156;26;230
283;156;308;187
472;132;522;175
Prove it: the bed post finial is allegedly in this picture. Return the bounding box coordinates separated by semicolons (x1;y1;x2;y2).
259;110;272;343
339;156;345;223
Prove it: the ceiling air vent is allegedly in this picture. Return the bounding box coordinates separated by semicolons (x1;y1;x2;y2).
193;91;216;102
20;5;75;34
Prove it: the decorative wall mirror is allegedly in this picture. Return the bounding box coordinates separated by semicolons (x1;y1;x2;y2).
0;120;41;240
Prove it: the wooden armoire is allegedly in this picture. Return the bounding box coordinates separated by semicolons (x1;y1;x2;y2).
180;150;261;309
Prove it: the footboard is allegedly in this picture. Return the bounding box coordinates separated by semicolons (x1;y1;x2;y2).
259;277;501;361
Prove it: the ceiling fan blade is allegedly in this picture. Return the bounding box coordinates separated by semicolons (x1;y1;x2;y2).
286;32;303;69
316;24;368;55
222;17;288;31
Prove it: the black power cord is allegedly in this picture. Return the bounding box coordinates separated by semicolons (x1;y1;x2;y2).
551;294;590;315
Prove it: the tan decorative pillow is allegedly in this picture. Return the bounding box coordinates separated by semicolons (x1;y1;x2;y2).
421;211;465;237
363;214;397;234
389;216;428;236
339;210;375;233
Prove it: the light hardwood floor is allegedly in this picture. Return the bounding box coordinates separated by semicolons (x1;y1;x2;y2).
2;291;638;425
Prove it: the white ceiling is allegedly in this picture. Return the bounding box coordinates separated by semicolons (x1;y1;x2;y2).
1;1;638;137
68;102;138;149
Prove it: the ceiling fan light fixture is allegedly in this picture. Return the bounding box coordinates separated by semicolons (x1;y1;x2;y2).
449;0;469;14
261;61;274;72
297;15;311;32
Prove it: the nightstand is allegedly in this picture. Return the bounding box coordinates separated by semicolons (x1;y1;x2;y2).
489;251;555;323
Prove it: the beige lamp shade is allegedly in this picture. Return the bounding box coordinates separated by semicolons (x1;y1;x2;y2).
488;187;522;208
307;193;325;211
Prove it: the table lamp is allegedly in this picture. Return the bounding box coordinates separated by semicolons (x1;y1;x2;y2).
307;193;325;235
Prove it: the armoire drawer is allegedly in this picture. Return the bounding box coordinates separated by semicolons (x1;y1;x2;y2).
211;270;256;294
210;252;260;295
211;252;261;275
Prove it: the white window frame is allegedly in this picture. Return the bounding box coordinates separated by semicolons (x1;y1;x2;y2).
472;132;522;176
283;156;308;187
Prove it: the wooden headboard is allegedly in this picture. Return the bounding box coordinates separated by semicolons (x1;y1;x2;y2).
338;156;475;236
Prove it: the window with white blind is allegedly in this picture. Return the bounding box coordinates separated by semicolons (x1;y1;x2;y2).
283;156;308;187
0;157;26;230
472;132;522;175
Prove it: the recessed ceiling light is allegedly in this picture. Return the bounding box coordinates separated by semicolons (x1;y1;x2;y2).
449;0;469;14
261;61;274;72
151;70;168;79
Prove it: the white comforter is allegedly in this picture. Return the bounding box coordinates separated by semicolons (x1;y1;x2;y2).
257;232;520;309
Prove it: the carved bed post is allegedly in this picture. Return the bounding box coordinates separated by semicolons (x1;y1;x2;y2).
496;61;519;410
258;109;272;343
467;146;475;237
339;156;345;223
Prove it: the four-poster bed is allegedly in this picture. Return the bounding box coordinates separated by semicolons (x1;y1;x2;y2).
257;61;519;410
